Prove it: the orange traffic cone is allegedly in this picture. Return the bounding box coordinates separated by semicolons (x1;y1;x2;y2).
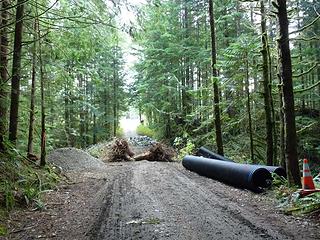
302;158;315;189
299;158;320;197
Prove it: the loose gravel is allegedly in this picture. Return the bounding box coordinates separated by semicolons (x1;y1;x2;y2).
47;147;105;172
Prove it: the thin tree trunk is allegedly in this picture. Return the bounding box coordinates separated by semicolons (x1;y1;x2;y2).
27;19;37;156
245;53;254;163
209;0;224;155
64;81;70;145
297;5;305;110
9;0;25;145
260;0;273;166
275;0;300;186
113;56;117;137
38;19;46;167
79;74;85;148
93;112;97;144
0;0;10;152
278;76;286;169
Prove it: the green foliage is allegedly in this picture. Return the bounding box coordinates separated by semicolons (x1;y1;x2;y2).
132;0;319;169
0;150;60;212
136;124;155;138
274;177;320;215
174;137;196;161
116;127;124;138
0;224;7;236
278;191;320;216
3;0;129;154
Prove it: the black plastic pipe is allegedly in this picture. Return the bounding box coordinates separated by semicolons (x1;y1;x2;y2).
197;146;233;162
197;146;286;178
182;155;272;192
251;165;286;178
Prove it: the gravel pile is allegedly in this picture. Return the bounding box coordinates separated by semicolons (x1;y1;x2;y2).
128;136;157;147
48;147;105;172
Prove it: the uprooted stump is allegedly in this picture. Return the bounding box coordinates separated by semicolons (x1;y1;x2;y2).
134;143;175;162
104;138;135;162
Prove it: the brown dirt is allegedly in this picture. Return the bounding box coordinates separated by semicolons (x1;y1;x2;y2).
4;150;320;240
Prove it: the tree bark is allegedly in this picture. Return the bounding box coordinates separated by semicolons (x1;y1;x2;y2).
208;0;224;155
9;0;25;145
79;74;85;148
260;0;273;166
276;0;300;186
0;0;10;152
38;19;46;167
113;53;117;137
27;19;37;156
245;52;254;163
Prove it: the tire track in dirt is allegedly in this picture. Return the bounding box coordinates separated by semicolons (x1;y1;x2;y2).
88;161;302;240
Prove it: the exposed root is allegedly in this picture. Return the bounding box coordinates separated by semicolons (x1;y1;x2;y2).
104;138;135;162
134;143;175;162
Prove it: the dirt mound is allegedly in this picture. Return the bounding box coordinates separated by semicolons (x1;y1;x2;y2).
48;147;105;172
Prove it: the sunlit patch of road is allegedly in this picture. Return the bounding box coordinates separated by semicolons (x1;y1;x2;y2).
120;117;140;138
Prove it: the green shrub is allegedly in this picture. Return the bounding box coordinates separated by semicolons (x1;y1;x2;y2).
136;124;155;138
174;138;195;161
0;150;60;212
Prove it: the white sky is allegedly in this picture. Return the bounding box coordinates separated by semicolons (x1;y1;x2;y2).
118;0;146;86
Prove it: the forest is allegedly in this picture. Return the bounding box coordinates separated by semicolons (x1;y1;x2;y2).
0;0;319;195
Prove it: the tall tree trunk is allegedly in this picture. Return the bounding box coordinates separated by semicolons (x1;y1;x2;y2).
209;0;224;155
209;0;223;155
0;0;10;152
113;56;117;137
64;81;70;145
275;0;300;186
278;76;286;169
79;74;85;148
260;0;273;166
245;52;254;163
9;0;25;145
27;19;37;156
37;19;46;166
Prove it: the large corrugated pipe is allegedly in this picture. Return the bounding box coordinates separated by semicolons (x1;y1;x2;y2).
182;155;272;192
197;146;286;178
197;146;233;162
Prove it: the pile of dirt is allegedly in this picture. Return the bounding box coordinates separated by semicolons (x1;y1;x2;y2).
48;147;105;172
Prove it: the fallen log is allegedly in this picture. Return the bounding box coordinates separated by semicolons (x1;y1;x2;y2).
182;155;272;192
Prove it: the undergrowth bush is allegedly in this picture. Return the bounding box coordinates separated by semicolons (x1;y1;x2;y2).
0;149;60;212
116;127;124;137
136;124;154;138
272;174;320;215
173;137;195;161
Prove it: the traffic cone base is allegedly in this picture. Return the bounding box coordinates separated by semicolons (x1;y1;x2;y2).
299;189;320;197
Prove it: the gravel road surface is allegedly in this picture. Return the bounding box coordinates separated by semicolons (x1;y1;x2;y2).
84;161;319;240
7;159;320;240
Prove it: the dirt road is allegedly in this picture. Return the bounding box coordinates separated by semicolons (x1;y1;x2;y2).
7;161;320;240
